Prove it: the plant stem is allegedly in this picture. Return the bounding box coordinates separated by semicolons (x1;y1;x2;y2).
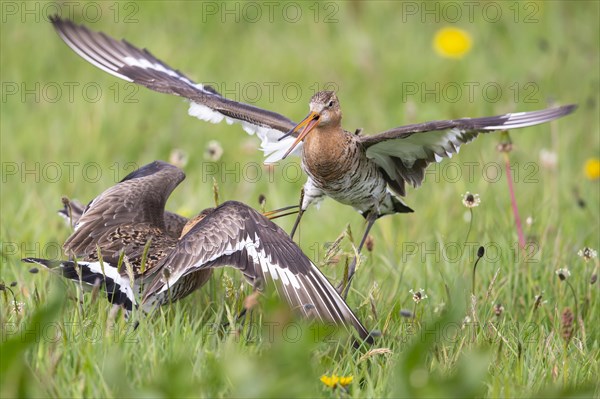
565;280;578;337
472;255;482;296
502;152;526;249
465;208;473;244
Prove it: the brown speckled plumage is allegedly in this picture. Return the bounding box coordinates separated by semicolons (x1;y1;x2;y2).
25;161;372;343
58;161;213;307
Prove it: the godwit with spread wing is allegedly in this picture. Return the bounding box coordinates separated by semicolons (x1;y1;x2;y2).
24;161;372;343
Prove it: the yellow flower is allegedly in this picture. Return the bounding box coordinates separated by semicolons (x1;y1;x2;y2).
320;374;353;389
320;374;338;388
339;376;353;386
433;27;472;59
584;158;600;180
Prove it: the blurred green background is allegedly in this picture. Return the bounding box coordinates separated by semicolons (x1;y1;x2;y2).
1;1;598;398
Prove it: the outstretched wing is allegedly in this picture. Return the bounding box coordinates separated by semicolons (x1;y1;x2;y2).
142;201;372;342
359;105;576;195
50;16;300;163
64;161;185;258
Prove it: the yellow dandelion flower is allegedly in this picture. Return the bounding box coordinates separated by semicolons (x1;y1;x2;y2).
320;374;339;388
433;27;472;59
320;374;353;389
338;376;353;387
584;158;600;180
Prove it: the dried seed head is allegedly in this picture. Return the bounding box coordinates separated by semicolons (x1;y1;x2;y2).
399;309;414;318
29;267;39;274
169;148;189;168
493;303;504;317
222;274;234;299
577;247;597;262
462;192;481;208
561;307;574;343
204;140;223;162
462;315;472;329
590;274;597;285
496;142;513;153
534;293;544;310
258;194;266;207
409;288;428;304
365;235;374;252
555;268;571;281
11;302;25;315
477;246;485;258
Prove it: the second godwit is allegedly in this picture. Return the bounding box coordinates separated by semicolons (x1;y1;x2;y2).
24;161;372;342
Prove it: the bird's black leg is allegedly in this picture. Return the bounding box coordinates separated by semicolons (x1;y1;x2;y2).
339;211;378;298
289;188;305;239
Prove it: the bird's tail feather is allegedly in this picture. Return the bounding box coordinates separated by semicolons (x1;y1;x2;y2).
22;258;136;310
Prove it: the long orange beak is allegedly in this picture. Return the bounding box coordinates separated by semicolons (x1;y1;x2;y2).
280;111;320;159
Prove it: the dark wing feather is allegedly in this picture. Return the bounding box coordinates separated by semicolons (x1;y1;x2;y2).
142;201;372;342
63;161;184;258
359;105;576;194
50;16;300;162
59;201;187;237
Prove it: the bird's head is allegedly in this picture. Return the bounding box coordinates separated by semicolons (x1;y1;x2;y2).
279;91;342;159
307;91;342;127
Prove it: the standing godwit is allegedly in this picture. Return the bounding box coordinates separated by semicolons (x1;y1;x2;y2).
23;161;372;343
50;17;576;293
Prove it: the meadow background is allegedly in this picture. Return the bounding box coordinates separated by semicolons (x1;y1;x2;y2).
1;1;598;397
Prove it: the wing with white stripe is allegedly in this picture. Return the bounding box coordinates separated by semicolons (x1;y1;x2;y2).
141;201;372;342
22;258;137;310
359;105;576;195
50;16;300;163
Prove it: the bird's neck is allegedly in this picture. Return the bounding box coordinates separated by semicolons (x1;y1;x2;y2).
302;125;353;175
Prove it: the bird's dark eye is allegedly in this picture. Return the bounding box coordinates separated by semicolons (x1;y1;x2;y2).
328;100;334;107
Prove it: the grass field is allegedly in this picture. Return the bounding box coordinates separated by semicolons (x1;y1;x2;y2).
1;1;599;397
